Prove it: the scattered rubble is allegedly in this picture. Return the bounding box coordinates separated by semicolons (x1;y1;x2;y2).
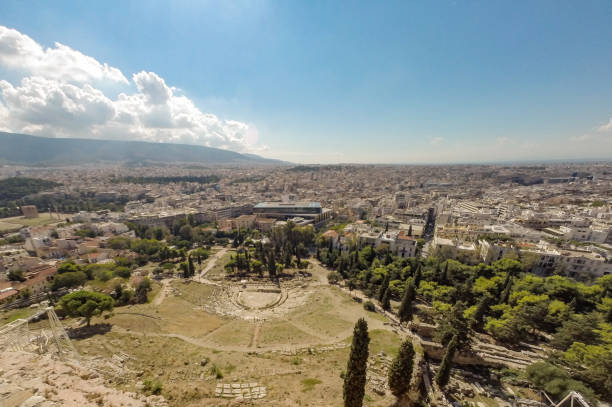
0;351;168;407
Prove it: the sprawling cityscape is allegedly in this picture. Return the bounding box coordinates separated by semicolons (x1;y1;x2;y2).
1;1;612;407
0;162;610;406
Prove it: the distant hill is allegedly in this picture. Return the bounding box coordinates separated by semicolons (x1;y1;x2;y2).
0;132;288;166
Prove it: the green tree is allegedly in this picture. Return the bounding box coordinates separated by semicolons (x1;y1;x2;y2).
381;287;391;311
413;263;423;286
343;318;370;407
435;301;470;348
469;295;492;331
377;273;390;302
57;261;81;274
188;256;195;277
398;278;415;323
435;334;458;387
8;269;25;282
135;278;152;304
58;291;114;327
388;339;415;398
526;362;596;403
50;271;87;290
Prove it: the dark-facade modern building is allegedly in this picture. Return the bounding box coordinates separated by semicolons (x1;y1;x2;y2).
253;202;332;223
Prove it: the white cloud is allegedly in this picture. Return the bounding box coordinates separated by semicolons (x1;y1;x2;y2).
429;136;444;146
598;118;612;132
496;136;510;145
0;25;264;153
0;25;127;84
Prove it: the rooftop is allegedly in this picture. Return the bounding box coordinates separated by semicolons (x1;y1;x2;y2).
254;202;321;209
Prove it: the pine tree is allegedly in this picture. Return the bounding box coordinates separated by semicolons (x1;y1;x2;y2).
377;274;390;302
388;339;415;398
343;318;370;407
435;334;458;387
398;278;415;323
381;287;391;311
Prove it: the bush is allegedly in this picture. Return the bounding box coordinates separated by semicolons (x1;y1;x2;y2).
209;364;223;379
8;269;25;282
143;379;163;395
327;271;341;284
114;266;132;279
363;300;376;312
526;362;595;403
93;268;113;282
51;271;87;290
114;257;134;267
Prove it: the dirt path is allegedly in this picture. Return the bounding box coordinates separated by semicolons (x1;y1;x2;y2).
249;321;263;348
195;248;228;282
111;323;346;353
152;279;172;306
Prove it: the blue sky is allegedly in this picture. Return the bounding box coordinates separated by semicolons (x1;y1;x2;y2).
1;0;611;163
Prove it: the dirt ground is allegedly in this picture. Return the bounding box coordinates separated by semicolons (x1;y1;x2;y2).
60;260;402;406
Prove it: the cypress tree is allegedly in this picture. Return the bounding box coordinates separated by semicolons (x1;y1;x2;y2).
188;256;195;277
499;275;513;304
441;262;449;285
435;334;458;387
381;287;391;311
388;339;415;398
343;318;370;407
413;263;422;287
377;274;390;302
398;278;415;323
469;295;491;331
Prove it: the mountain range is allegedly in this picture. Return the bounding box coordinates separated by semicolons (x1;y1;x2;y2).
0;132;287;166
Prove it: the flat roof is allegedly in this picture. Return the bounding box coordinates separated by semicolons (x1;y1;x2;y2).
254;202;321;209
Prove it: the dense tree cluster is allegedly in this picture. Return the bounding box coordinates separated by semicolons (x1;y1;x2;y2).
319;231;611;401
0;177;60;206
224;222;314;278
51;260;135;291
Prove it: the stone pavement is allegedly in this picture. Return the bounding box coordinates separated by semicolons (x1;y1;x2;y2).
214;382;267;399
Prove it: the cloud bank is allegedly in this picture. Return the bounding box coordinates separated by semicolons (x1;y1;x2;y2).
0;25;262;153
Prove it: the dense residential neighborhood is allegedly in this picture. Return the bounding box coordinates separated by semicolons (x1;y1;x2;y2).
0;163;611;406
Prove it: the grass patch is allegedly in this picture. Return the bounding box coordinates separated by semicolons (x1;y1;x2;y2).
259;320;320;346
368;329;401;357
206;319;253;346
301;378;322;392
0;307;36;324
171;280;216;305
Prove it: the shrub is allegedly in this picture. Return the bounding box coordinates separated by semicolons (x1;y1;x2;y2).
363;300;376;312
327;271;341;284
114;266;132;279
143;379;163;395
209;364;223;379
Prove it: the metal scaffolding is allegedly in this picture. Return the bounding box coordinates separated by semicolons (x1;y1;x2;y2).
0;306;79;361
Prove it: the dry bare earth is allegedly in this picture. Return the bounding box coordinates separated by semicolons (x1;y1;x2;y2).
0;351;167;407
69;260;401;406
